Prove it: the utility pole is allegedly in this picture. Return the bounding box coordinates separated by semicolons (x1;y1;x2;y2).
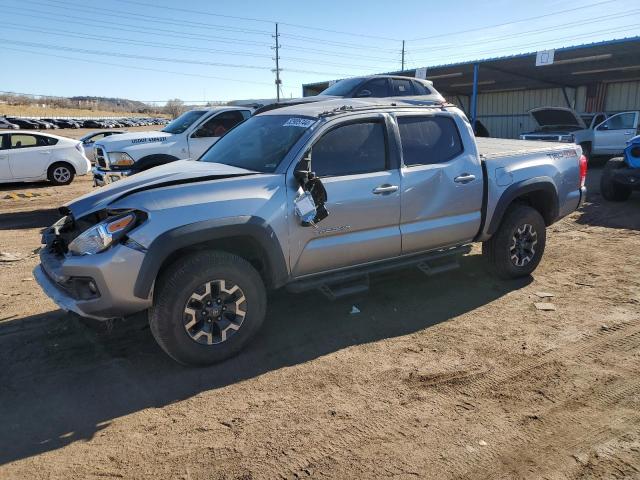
272;23;282;102
401;40;405;72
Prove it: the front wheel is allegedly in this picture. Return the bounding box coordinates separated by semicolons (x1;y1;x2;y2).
149;251;266;366
483;204;547;279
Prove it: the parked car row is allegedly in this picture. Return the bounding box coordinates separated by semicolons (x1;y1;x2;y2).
0;116;168;130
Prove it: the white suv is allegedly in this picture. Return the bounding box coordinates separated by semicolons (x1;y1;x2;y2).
0;131;91;185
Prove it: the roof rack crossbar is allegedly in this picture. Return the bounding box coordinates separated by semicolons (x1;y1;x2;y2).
318;102;456;117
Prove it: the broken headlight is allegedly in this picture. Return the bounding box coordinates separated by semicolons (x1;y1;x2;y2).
68;212;139;256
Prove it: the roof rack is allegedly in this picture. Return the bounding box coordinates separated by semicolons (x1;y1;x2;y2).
318;101;456;117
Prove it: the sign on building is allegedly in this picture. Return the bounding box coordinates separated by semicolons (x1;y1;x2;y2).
536;49;555;66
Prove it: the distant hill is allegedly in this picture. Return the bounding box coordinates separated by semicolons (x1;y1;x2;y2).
69;96;151;112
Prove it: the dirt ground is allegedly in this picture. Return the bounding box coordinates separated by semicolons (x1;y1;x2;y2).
0;157;639;479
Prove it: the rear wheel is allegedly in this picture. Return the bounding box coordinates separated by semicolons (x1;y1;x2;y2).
483;204;546;279
600;157;632;202
47;162;75;185
149;251;266;366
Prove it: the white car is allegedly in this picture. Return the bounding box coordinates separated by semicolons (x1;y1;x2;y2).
0;131;91;185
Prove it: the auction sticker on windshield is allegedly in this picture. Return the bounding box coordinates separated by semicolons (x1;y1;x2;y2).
283;118;315;128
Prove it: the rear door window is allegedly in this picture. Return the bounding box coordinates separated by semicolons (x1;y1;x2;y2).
391;79;416;96
312;121;387;177
397;116;463;166
9;134;38;148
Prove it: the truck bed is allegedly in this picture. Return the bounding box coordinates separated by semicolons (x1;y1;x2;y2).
476;137;577;159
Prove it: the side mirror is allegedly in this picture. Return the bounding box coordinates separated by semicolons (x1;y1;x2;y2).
83;140;93;145
598;123;609;131
294;151;312;185
356;89;372;98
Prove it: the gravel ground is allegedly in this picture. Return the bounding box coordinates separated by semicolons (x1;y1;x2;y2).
0;156;639;479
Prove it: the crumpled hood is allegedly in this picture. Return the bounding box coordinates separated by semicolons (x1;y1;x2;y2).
96;130;174;150
63;160;255;218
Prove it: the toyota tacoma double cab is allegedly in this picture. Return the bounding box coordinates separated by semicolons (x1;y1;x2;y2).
34;99;587;365
92;106;252;186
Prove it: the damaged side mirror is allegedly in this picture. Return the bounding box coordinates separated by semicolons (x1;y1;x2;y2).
294;151;329;227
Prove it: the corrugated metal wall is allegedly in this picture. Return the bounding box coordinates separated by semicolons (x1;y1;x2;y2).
445;80;640;139
605;81;640;111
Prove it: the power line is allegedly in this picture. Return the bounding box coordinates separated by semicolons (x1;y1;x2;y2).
111;0;402;42
5;7;273;47
410;8;640;53
1;24;385;70
408;27;640;67
16;0;400;53
0;39;359;77
24;0;273;36
2;47;279;87
3;7;400;65
410;0;617;42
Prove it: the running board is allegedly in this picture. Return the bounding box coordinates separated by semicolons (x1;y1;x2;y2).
287;245;471;299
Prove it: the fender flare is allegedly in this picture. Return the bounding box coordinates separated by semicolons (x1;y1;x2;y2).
132;154;180;173
133;216;288;299
487;177;559;235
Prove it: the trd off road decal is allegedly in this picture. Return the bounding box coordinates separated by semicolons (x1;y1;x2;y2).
546;149;578;160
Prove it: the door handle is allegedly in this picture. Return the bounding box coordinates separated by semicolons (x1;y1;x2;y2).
372;184;398;194
39;151;51;155
454;173;476;184
625;131;633;135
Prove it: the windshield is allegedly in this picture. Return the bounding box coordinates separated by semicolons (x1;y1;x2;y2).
162;110;207;134
199;115;315;172
319;77;364;96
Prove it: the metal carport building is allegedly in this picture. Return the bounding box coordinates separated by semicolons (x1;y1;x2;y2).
302;36;640;139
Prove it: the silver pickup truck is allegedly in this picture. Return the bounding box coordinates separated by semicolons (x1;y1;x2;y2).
34;99;587;365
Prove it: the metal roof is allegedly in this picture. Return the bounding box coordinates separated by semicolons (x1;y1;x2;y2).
303;36;640;97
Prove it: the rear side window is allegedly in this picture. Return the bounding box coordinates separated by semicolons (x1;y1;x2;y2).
392;79;415;96
193;110;246;138
354;78;390;98
398;116;463;166
312;122;387;177
411;80;432;95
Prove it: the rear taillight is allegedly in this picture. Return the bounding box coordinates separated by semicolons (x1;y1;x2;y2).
579;154;587;188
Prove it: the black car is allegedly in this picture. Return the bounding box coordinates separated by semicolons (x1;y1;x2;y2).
82;120;107;128
6;117;40;129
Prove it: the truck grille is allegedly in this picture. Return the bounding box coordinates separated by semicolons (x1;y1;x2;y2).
95;147;107;168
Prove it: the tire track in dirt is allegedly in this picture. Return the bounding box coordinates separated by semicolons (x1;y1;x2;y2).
261;318;640;479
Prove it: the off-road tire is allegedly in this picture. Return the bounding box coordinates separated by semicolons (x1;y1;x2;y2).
600;157;632;202
483;204;546;279
47;162;75;185
149;251;266;366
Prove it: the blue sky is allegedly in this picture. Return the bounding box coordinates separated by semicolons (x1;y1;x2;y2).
1;0;639;104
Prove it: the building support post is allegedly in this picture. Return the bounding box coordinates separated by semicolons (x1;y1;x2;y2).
562;87;573;109
470;63;479;129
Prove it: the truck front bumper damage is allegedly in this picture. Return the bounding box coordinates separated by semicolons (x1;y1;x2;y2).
34;244;152;320
92;166;133;187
